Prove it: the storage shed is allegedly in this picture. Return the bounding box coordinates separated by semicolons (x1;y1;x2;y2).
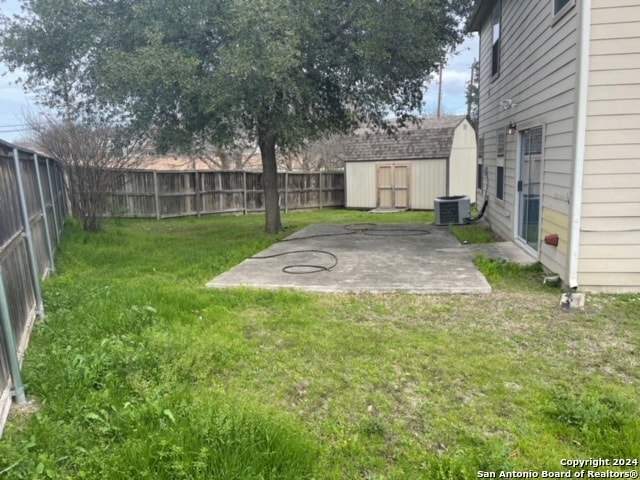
343;116;477;210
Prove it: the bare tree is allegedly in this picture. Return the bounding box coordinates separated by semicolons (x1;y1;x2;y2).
311;136;349;171
180;135;260;171
279;136;347;172
26;113;147;232
201;144;260;171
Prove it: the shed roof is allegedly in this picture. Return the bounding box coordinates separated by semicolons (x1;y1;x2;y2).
342;115;467;163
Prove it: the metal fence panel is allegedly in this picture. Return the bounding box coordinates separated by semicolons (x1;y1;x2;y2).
2;240;36;348
0;141;66;436
0;153;22;247
18;154;41;220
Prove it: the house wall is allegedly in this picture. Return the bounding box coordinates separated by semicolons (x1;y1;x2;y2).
476;0;579;281
579;0;640;292
449;119;478;204
345;159;447;210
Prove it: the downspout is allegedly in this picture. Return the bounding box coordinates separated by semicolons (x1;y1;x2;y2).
568;0;591;289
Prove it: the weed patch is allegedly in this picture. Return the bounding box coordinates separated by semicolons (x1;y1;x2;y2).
449;224;500;244
474;253;552;291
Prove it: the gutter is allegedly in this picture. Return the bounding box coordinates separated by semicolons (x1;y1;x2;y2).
567;0;591;289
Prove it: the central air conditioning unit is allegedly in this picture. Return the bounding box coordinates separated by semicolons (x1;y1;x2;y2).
434;195;471;226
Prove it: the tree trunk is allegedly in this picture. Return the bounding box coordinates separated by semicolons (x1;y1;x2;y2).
259;135;283;234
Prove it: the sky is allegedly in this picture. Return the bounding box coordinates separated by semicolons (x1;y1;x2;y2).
0;0;33;142
0;0;479;143
422;34;478;117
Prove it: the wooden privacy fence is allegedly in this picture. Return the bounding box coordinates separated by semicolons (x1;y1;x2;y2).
106;170;345;218
0;141;66;436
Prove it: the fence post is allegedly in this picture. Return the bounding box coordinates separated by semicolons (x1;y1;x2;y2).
13;149;44;318
194;171;201;217
33;155;56;275
153;171;160;220
61;166;70;219
243;171;248;215
319;173;323;209
0;267;27;405
45;158;61;243
217;172;224;212
52;163;66;223
284;172;289;214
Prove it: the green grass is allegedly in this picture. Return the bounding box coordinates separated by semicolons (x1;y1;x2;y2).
449;224;501;244
1;210;639;479
473;253;553;292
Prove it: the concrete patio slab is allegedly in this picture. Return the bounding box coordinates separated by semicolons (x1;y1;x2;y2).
206;223;536;295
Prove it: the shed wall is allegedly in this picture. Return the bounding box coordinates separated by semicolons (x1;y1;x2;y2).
412;160;448;210
449;119;477;203
345;162;376;208
345;159;447;210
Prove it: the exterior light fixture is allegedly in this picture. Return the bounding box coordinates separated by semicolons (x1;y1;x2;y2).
508;121;517;135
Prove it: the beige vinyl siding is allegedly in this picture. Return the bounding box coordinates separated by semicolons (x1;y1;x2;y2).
577;273;640;293
540;207;569;277
578;0;640;291
448;120;477;203
476;0;578;281
541;208;569;255
411;160;448;210
582;187;640;204
345;162;376;208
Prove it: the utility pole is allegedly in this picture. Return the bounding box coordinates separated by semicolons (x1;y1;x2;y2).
467;63;473;118
436;65;443;118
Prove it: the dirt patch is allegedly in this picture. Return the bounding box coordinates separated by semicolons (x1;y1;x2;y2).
9;398;40;422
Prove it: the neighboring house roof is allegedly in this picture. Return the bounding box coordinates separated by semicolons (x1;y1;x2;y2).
467;0;497;32
0;139;51;158
342;116;468;163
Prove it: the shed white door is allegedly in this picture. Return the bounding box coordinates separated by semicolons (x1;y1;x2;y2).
377;164;410;209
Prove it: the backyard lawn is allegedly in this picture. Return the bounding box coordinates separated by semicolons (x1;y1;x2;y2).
0;210;638;479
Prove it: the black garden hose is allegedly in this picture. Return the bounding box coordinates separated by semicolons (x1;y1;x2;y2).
249;249;338;274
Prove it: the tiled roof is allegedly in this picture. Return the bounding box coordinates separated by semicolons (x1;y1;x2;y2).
342;116;467;162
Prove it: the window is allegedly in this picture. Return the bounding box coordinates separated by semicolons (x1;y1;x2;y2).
554;0;571;15
496;166;505;200
497;131;506;157
553;0;575;22
491;1;501;77
524;127;543;155
495;130;505;200
477;135;484;191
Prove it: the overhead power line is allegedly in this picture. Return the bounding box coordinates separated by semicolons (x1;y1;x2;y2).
0;123;32;128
